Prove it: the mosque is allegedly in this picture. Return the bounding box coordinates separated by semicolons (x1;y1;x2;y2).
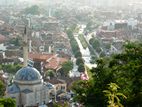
6;27;55;107
7;66;54;107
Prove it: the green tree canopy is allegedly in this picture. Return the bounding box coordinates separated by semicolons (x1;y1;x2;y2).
103;83;127;107
74;51;82;58
78;64;85;72
62;61;73;72
71;42;142;107
2;64;22;74
0;98;16;107
45;70;55;78
76;57;84;66
61;61;73;76
0;81;5;97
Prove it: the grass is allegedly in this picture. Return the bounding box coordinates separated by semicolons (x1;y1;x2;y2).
78;34;88;49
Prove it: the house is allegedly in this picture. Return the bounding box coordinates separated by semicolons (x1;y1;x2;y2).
46;78;67;96
29;53;68;72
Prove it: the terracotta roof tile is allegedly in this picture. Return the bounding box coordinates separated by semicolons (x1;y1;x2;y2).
45;57;68;70
29;53;68;70
29;53;54;61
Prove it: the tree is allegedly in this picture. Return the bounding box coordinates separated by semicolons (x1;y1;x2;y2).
61;61;73;76
1;64;22;74
109;42;142;106
103;83;127;107
45;70;55;78
0;81;5;97
0;98;16;107
90;55;96;64
72;42;142;107
9;38;20;46
76;57;84;66
74;51;82;58
71;80;95;106
78;64;85;72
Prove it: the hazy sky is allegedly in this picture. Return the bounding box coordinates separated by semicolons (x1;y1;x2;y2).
19;0;44;3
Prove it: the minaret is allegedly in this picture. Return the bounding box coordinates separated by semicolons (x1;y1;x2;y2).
29;40;32;53
23;26;28;67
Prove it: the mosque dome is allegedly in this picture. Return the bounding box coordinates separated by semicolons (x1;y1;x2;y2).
8;84;20;94
14;66;42;85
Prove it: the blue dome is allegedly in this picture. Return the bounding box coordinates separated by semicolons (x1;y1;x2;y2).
15;66;42;81
8;84;20;94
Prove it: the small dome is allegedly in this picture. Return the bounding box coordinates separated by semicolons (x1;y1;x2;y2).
14;66;42;82
8;84;20;94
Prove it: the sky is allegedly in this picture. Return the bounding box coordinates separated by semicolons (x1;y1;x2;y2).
19;0;44;4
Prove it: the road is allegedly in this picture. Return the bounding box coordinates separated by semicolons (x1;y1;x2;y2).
69;25;97;78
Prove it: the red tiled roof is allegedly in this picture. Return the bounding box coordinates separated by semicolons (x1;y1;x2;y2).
29;53;68;70
29;53;54;62
45;57;68;70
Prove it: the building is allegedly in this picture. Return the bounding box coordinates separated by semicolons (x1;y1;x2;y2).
7;66;54;107
28;53;68;72
6;25;68;106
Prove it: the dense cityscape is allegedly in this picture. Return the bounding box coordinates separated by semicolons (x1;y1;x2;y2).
0;0;142;107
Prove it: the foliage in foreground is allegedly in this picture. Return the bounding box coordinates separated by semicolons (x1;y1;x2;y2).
72;42;142;107
103;83;127;107
0;98;16;107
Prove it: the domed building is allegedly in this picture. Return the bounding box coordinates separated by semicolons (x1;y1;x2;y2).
7;66;53;107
